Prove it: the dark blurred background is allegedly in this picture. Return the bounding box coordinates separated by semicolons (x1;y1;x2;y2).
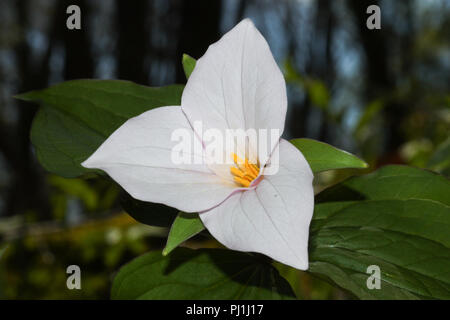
0;0;448;299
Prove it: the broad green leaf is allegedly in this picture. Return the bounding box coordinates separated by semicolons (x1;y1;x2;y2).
120;193;179;228
182;54;196;79
309;165;450;299
316;165;450;206
428;137;450;176
30;106;104;178
163;212;205;256
111;248;296;300
309;199;450;299
313;199;450;247
290;138;368;173
16;80;184;177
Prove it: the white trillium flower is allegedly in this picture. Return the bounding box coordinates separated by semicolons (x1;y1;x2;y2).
82;19;314;270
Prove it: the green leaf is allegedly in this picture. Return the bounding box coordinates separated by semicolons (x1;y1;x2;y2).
427;137;450;176
316;165;450;206
163;212;205;256
290;138;368;173
309;165;450;299
16;80;184;177
111;248;296;300
120;193;179;228
182;54;196;79
309;200;450;299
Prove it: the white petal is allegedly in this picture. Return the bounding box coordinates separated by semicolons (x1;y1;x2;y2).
182;19;287;168
82;106;236;213
199;139;314;270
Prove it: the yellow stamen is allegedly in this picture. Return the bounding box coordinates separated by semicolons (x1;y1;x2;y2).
230;153;260;187
245;161;259;179
234;177;251;188
230;167;251;181
250;163;259;174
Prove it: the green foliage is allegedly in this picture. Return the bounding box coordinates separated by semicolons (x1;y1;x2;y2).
354;99;385;135
427;137;450;176
15;61;449;300
291;138;368;173
120;194;179;228
111;248;296;300
163;212;204;256
274;261;343;299
316;165;450;205
284;59;330;111
0;214;165;299
16;80;184;178
0;245;7;260
309;165;450;299
182;54;196;79
48;175;99;211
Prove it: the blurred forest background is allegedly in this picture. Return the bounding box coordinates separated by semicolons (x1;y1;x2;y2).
0;0;448;299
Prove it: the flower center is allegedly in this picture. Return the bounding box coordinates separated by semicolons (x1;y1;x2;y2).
230;153;260;187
